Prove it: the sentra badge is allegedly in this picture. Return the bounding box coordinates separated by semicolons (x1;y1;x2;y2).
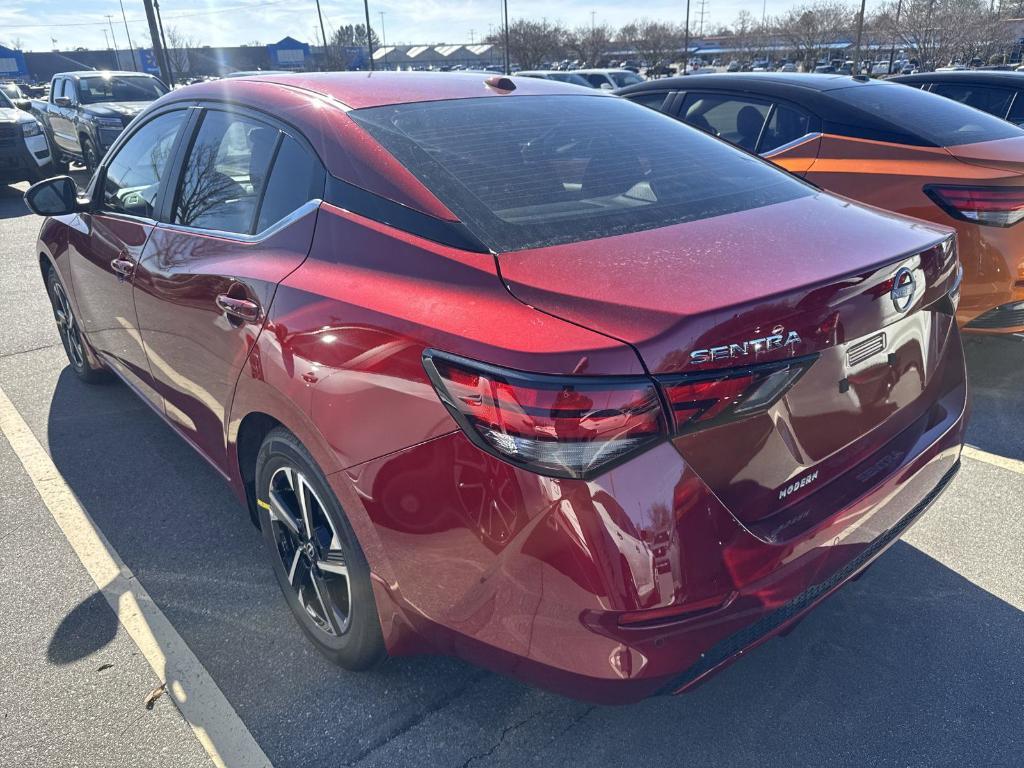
690;328;802;365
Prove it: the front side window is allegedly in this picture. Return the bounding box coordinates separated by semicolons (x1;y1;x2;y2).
584;74;610;88
680;93;770;152
102;110;186;218
174;111;278;233
930;83;1014;119
759;104;811;154
350;94;812;252
78;75;167;104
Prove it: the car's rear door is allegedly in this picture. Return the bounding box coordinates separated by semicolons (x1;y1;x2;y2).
133;103;325;473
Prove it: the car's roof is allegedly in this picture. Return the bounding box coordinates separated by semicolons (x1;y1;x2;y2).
619;72;862;94
58;70;158;79
892;70;1024;86
209;71;608;109
572;68;634;75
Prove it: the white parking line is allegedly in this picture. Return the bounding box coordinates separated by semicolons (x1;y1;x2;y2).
0;385;272;768
962;445;1024;476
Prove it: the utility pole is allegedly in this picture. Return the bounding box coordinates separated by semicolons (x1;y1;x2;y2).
153;0;175;84
363;0;375;70
853;0;867;74
119;0;138;70
502;0;511;74
696;0;708;38
379;11;387;69
103;29;110;50
887;0;904;74
314;0;329;70
683;0;691;74
141;0;173;85
106;16;122;69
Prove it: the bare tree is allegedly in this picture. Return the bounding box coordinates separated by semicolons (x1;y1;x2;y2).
484;19;566;70
874;0;1014;70
565;23;614;66
164;26;200;78
774;1;853;67
625;19;682;70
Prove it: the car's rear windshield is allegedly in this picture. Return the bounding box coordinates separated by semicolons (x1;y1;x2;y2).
834;82;1022;147
349;94;812;252
78;76;167;104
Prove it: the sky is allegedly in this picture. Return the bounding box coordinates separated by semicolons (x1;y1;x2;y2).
1;0;867;52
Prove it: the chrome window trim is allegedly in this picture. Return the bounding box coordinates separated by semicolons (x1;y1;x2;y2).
157;198;322;242
761;131;823;159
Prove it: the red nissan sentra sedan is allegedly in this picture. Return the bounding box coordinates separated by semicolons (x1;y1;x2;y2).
24;72;967;704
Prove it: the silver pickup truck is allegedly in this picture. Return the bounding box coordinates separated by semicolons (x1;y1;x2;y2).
30;70;167;172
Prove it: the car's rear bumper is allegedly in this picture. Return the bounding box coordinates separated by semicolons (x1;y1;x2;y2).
339;333;968;705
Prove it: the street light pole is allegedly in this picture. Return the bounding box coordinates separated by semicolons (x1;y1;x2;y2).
683;0;691;75
363;0;375;71
105;16;122;70
379;11;387;70
314;0;329;70
119;0;138;70
887;0;904;75
503;0;511;75
853;0;867;74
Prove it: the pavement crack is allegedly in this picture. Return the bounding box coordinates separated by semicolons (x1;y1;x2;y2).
0;343;61;360
344;669;491;767
459;707;551;768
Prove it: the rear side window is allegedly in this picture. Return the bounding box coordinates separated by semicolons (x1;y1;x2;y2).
681;93;770;152
350;95;812;252
760;104;811;153
174;110;278;233
627;91;672;111
834;82;1021;146
930;83;1014;119
1007;93;1024;125
254;136;325;232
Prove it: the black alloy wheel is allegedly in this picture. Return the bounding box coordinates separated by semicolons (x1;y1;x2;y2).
256;428;386;669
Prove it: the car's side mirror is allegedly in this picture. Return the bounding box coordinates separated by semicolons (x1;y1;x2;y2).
14;99;32;112
53;96;72;108
24;176;87;217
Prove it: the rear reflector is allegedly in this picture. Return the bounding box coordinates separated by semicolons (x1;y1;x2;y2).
423;350;666;479
658;356;817;436
925;184;1024;227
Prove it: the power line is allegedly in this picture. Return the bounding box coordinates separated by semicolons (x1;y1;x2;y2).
4;0;296;29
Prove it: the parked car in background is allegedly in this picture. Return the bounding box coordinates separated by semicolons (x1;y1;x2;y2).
574;68;645;89
0;88;54;185
617;72;1024;333
30;70;167;172
24;71;964;704
516;70;591;87
1;82;31;110
892;70;1024;127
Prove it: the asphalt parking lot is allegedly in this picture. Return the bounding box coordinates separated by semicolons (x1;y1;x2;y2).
0;174;1022;768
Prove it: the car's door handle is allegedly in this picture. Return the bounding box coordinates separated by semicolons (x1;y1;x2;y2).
215;294;261;323
110;258;134;280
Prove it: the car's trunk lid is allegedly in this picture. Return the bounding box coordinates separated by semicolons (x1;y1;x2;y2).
945;135;1024;175
500;193;959;526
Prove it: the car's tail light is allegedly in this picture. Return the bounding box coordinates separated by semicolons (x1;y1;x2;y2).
423;350;667;479
659;356;817;436
925;184;1024;227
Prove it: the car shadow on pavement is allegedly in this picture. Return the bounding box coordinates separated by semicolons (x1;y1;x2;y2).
963;335;1024;462
42;365;1024;767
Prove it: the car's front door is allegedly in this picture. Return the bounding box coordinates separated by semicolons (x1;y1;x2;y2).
132;105;324;472
49;78;79;155
67;107;190;405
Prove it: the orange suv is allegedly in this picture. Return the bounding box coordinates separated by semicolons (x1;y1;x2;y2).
618;74;1024;333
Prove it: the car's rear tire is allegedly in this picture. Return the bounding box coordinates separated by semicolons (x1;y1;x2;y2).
255;427;386;670
45;268;111;384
